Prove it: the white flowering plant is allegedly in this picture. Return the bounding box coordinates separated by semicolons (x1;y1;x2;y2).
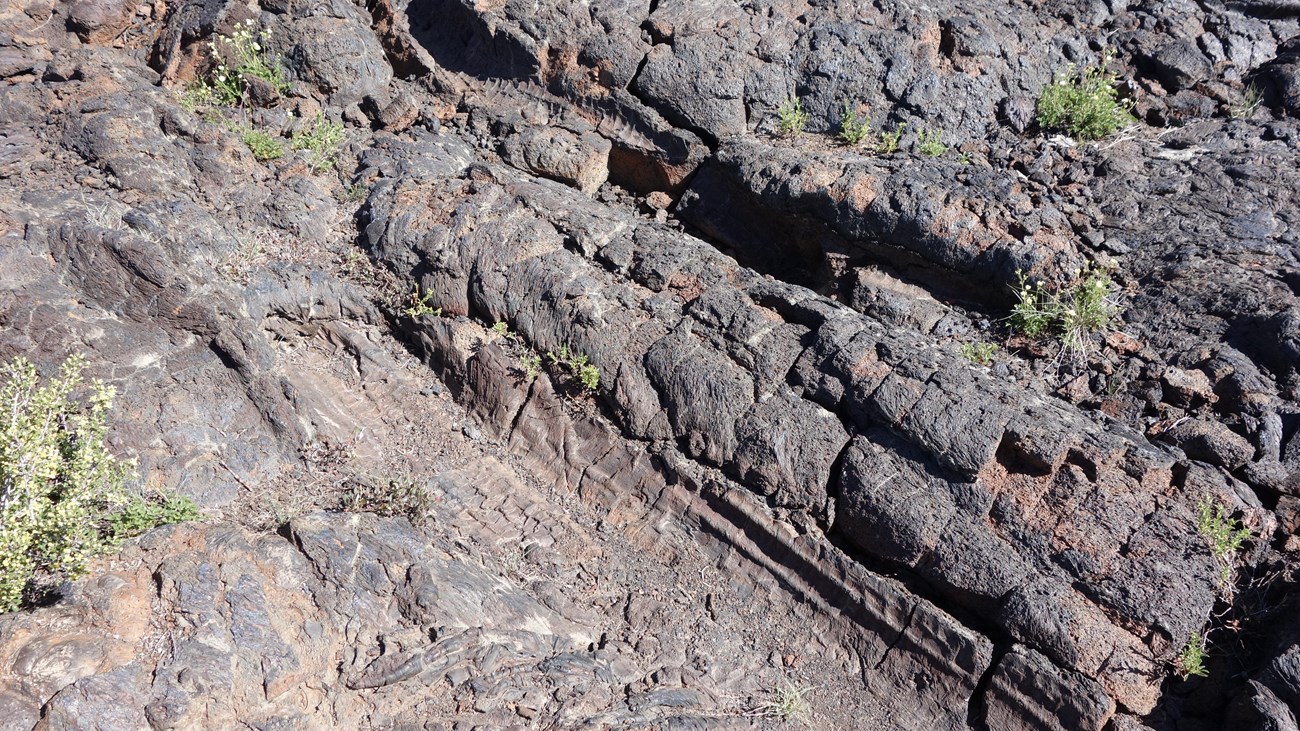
188;20;290;108
213;20;290;104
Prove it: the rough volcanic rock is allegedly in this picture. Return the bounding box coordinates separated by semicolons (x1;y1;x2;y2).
2;0;1300;728
358;130;1231;717
0;514;766;729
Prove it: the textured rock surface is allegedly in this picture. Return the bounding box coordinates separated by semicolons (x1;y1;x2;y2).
0;0;1297;727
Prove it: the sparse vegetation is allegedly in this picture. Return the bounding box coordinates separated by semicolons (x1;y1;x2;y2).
1174;631;1209;679
0;356;198;612
747;682;812;723
916;127;947;156
547;346;600;392
838;102;872;146
519;353;542;379
960;341;998;366
240;128;284;161
1197;499;1250;586
403;286;441;318
340;477;435;526
1036;57;1135;140
777;97;810;138
879;123;906;154
345;182;368;202
292;114;346;173
1230;82;1263;120
1009;265;1120;358
178;21;356;179
106;494;202;540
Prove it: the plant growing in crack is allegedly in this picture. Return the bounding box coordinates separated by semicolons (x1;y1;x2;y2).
960;341;998;366
518;353;542;380
402;286;441;318
292;114;346;173
916;127;947;156
1036;53;1135;140
1196;498;1250;588
547;346;600;392
1174;630;1209;679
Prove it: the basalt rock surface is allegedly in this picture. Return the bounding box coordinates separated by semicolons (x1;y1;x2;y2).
0;0;1298;728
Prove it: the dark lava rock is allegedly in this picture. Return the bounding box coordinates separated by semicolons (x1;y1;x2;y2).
1161;418;1256;470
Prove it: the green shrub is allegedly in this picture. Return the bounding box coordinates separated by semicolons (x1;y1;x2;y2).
0;356;199;612
1036;59;1135;140
519;353;542;379
838;102;872;146
547;346;599;392
402;286;441;318
777;97;810;138
917;127;947;156
292;114;346;173
240;128;284;161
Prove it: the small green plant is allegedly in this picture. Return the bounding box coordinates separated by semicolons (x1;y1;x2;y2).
838;102;872;146
106;494;202;541
206;20;290;107
1197;499;1250;586
179;81;220;113
491;321;510;337
1056;267;1118;356
879;123;906;154
341;477;434;526
403;286;441;318
345;182;367;202
519;353;542;379
916;127;947;156
1009;272;1054;338
1009;265;1119;358
577;362;600;391
292;114;346;173
240;128;284;161
1174;631;1209;679
777;97;810;138
546;346;600;392
960;341;998;366
1230;82;1262;120
1036;56;1135;140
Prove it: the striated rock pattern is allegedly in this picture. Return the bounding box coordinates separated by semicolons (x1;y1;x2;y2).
0;0;1297;727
